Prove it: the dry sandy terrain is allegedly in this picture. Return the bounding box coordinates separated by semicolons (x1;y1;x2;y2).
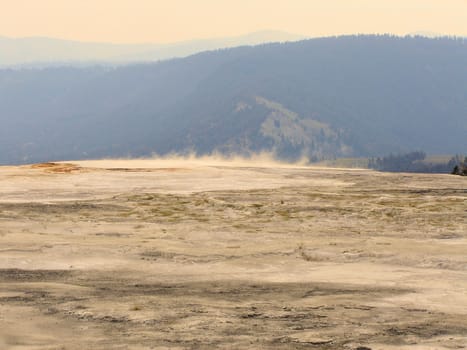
0;159;466;349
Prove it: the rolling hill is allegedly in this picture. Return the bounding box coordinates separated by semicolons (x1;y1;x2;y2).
1;35;466;164
0;30;305;67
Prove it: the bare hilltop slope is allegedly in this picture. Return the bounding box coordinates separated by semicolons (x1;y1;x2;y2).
0;159;466;349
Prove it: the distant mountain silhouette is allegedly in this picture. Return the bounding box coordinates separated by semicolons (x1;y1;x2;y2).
0;30;305;67
1;35;466;164
407;31;445;38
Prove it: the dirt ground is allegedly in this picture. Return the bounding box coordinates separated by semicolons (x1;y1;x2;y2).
0;159;466;349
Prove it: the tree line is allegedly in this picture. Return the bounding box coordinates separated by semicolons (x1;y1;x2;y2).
368;152;466;175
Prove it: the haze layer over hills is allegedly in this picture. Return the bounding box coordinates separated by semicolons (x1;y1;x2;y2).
0;31;305;67
1;35;466;164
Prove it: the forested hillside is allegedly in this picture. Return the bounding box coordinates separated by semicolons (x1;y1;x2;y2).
1;35;466;164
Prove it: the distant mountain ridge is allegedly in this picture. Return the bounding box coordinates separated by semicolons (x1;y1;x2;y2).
0;30;306;67
0;35;466;164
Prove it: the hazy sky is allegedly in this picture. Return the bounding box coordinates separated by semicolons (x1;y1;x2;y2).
1;0;466;43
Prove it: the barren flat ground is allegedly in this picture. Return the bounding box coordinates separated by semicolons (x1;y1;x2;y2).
0;159;466;349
